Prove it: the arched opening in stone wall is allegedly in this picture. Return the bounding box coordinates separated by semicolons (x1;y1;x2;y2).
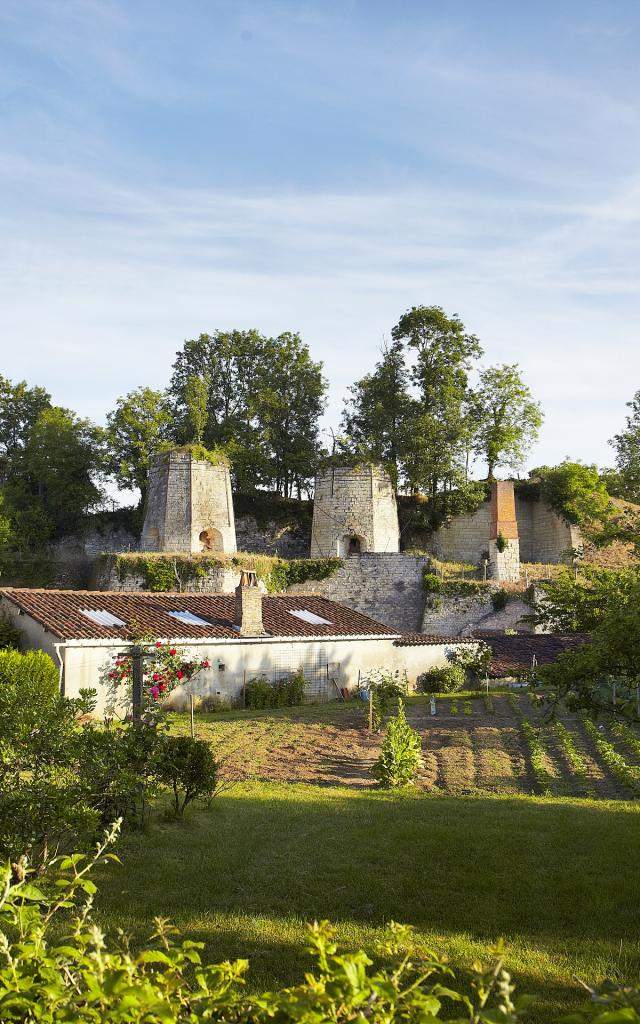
199;528;225;553
338;534;366;557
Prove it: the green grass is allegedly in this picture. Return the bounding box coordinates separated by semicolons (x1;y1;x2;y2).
94;781;640;1023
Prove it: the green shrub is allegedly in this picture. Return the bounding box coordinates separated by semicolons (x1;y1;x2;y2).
417;664;465;694
0;651;99;863
154;735;218;816
75;724;162;830
245;675;274;709
371;699;422;787
362;669;407;731
245;671;306;709
496;531;508;553
491;588;509;611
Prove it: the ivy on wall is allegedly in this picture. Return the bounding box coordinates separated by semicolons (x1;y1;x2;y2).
104;552;343;594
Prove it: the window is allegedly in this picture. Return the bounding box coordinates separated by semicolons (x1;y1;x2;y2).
289;609;332;627
80;609;126;628
167;610;211;627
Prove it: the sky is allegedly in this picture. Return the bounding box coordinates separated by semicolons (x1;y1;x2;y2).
1;0;640;484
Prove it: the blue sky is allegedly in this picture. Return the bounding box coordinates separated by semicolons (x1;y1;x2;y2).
1;0;640;480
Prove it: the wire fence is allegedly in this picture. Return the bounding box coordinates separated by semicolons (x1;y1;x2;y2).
242;648;343;703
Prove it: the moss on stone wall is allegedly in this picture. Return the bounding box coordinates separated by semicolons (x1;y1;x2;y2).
104;551;342;594
157;443;230;468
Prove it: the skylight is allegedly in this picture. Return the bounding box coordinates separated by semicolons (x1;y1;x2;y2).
167;610;212;627
289;609;332;627
80;609;126;628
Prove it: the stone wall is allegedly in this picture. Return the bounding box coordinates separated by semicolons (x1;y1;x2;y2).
426;498;581;566
287;553;427;632
310;465;400;557
421;591;534;636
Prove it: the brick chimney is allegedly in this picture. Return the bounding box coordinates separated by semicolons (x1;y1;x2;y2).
234;569;266;636
488;480;520;583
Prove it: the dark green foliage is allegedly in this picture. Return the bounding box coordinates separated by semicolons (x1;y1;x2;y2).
0;651;99;863
491;587;509;611
245;671;306;709
495;531;507;553
417;664;466;693
166;330;327;496
154;735;218;815
422;569;490;598
470;363;543;478
371;699;422;786
0;615;21;650
262;556;342;592
76;725;162;829
530;461;612;527
609;389;640;503
105;387;172;510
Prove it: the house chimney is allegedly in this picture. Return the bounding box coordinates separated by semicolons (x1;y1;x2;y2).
234;569;265;636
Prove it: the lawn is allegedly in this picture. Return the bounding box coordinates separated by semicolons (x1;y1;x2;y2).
93;699;640;1023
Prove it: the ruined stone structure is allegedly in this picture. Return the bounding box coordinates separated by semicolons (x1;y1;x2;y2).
425;493;581;565
310;465;400;558
488;481;520;582
141;450;236;555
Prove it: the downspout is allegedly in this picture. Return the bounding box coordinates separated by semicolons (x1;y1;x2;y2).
53;642;67;696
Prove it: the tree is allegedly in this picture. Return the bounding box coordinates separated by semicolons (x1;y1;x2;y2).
532;461;612;527
391;306;482;496
255;332;327;498
106;388;172;509
5;406;105;542
167;330;271;489
184;374;209;445
341;340;411;488
470;363;543;478
0;376;50;482
167;329;327;495
610;390;640;502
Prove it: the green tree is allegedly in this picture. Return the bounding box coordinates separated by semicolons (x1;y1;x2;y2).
341;340;411;488
106;387;172;510
470;363;543;479
610;389;640;502
6;406;105;542
167;329;326;495
391;306;482;496
0;376;50;482
256;332;327;497
184;374;210;445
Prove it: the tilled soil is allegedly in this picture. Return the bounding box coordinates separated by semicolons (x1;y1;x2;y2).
178;695;640;799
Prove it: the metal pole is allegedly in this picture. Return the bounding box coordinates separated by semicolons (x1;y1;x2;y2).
132;644;143;723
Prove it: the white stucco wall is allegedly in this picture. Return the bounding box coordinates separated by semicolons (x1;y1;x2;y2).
1;595;472;714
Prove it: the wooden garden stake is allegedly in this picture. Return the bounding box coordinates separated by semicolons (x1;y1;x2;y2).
190;692;195;739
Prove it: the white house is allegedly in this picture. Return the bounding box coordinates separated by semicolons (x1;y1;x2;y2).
0;576;475;713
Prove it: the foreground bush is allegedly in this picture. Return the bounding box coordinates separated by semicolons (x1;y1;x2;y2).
0;827;525;1023
0;651;222;862
418;663;465;693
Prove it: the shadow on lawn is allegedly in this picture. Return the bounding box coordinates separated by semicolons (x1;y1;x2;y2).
95;788;640;1020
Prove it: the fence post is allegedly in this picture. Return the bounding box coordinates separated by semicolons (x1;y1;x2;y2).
190;693;195;739
131;645;143;723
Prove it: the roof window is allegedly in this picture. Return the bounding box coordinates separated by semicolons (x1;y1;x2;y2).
289;609;332;627
80;609;126;628
167;610;212;627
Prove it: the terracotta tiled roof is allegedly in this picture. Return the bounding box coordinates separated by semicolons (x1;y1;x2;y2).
471;630;591;677
0;589;397;642
393;633;477;647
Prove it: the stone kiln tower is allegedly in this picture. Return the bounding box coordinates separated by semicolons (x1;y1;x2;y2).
488;480;520;583
141;450;236;555
310;464;400;558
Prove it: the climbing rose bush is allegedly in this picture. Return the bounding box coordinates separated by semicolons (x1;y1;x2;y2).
100;641;210;720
